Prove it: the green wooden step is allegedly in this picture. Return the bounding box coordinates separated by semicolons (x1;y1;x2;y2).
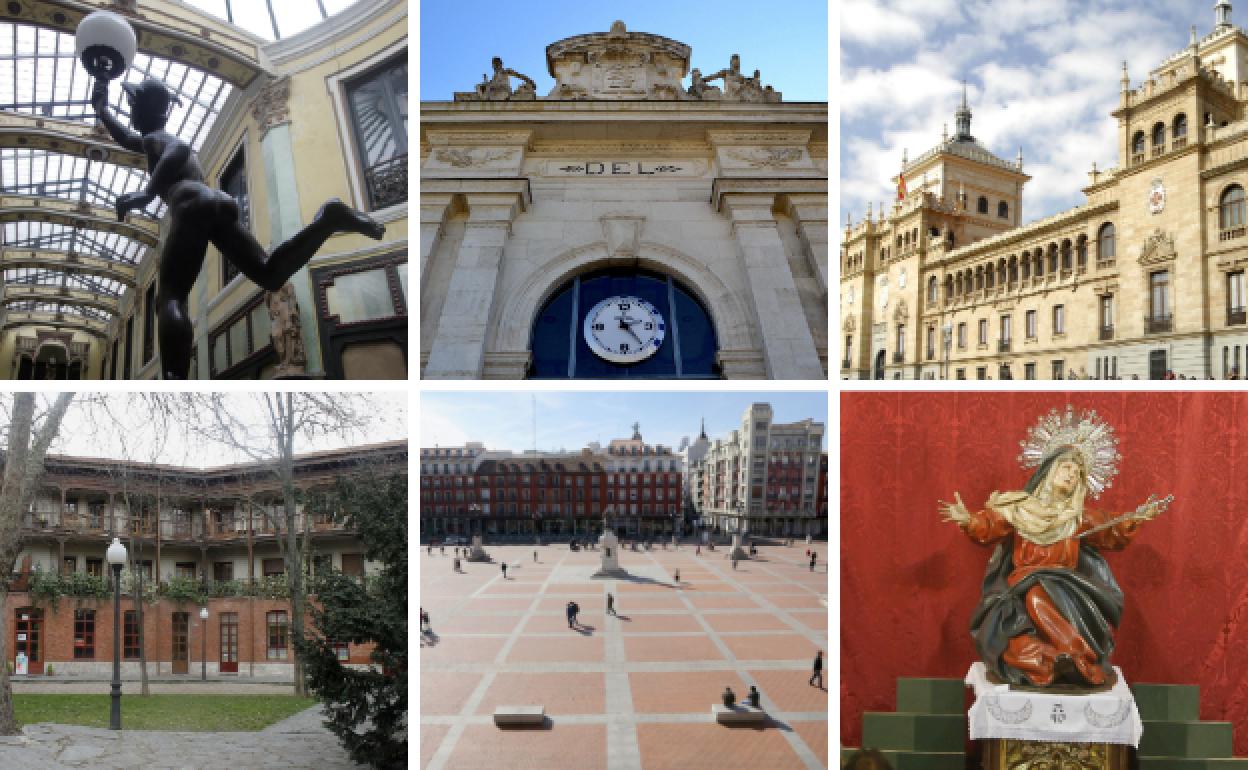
840;747;966;770
861;711;967;752
1132;683;1201;722
1138;720;1234;759
897;678;966;715
1138;759;1248;769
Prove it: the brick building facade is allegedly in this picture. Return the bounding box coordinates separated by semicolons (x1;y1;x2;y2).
6;441;405;677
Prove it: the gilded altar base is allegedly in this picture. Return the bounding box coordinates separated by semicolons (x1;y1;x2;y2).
982;739;1129;770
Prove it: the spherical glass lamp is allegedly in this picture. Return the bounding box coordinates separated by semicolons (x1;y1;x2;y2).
74;11;137;81
105;537;127;566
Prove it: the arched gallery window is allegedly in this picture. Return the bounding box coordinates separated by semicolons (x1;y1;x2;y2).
997;201;1009;219
529;269;718;379
977;196;988;214
1098;223;1116;261
1220;185;1246;230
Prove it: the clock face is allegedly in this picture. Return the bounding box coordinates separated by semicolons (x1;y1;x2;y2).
583;295;666;364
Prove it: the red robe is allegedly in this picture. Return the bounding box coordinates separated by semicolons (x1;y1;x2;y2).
962;506;1141;686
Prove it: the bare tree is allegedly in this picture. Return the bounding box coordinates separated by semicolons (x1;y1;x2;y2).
162;394;374;697
0;394;75;734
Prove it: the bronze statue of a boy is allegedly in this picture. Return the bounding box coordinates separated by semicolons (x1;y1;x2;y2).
91;77;385;379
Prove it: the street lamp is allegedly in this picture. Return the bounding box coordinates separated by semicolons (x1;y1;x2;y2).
75;11;137;81
199;606;209;681
105;537;127;731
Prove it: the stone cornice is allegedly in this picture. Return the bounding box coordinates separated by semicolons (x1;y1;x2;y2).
0;113;146;168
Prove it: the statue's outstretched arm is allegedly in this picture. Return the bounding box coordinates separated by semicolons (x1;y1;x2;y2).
939;491;970;526
90;80;142;153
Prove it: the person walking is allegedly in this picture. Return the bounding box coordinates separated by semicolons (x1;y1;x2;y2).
453;557;460;572
732;555;739;570
809;651;823;688
501;563;508;579
533;550;538;562
420;608;430;634
695;544;701;556
441;545;446;555
566;601;576;628
674;568;680;584
747;685;761;709
809;552;817;572
606;593;616;616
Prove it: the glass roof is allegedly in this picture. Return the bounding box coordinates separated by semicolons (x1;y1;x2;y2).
5;299;112;324
0;20;233;304
182;0;364;41
4;266;126;297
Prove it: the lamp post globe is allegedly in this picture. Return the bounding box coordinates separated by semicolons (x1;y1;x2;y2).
199;606;209;681
74;10;137;81
106;537;127;730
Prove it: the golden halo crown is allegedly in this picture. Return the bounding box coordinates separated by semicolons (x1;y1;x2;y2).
1017;405;1120;498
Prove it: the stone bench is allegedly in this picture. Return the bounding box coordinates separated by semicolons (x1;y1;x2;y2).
493;705;545;726
713;704;766;725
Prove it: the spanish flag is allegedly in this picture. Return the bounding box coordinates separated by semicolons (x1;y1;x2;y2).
897;171;907;201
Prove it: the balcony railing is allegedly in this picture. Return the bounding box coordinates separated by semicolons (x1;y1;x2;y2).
1132;152;1145;165
998;339;1011;352
1152;145;1165;158
1099;325;1115;341
1229;307;1246;326
364;153;408;210
1220;227;1245;242
892;352;904;364
925;348;935;361
841;359;851;369
1145;314;1173;334
1173;137;1187;151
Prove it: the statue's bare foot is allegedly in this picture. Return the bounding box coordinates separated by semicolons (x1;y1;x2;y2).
316;198;386;240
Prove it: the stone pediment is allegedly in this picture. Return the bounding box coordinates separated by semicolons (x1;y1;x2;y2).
546;21;690;100
1138;229;1177;266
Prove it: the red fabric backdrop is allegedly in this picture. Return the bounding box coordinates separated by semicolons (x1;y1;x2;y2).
841;391;1248;754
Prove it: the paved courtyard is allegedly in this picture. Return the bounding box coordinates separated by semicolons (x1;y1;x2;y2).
420;543;829;770
0;705;364;769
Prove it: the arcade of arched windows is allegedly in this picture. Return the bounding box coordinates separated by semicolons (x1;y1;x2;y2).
934;230;1109;307
1131;113;1188;165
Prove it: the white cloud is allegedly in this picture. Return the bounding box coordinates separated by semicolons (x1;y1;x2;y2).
840;0;923;46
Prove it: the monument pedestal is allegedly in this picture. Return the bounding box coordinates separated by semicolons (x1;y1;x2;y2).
591;526;628;578
966;663;1141;770
727;531;748;560
466;534;491;562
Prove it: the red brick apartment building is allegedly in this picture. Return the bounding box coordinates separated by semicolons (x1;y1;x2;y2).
6;441;406;677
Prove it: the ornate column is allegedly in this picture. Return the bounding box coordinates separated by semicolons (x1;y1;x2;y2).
420;194;454;293
782;193;829;295
423;188;528;378
719;192;824;379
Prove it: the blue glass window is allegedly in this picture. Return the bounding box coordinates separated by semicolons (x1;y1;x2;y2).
529;270;719;378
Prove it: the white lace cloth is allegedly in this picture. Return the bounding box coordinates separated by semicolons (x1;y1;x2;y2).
965;662;1143;746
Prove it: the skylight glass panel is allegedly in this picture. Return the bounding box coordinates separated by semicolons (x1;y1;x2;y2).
181;0;365;41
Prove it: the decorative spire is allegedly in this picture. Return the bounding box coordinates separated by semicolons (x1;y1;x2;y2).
699;418;707;441
1120;60;1129;92
942;122;948;142
1016;146;1024;170
1191;25;1199;48
632;421;641;441
901;147;908;166
866;201;873;220
954;80;973;140
1216;0;1233;32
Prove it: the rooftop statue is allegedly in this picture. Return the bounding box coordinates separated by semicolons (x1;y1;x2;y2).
940;407;1171;689
77;8;384;380
461;57;537;101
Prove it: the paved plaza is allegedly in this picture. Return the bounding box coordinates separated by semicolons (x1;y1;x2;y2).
0;705;363;769
420;543;829;770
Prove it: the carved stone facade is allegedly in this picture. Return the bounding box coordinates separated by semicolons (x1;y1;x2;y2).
422;22;827;380
841;7;1248;380
249;75;291;136
267;282;307;377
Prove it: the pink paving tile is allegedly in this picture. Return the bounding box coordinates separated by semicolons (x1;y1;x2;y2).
788;611;828;632
702;612;793;632
616;613;703;633
506;634;605;663
748;669;831;713
791;720;830;767
721;633;818;662
686;593;761;610
618;581;680;593
420;672;484;716
629;670;749;714
443;723;606;770
605;594;686;609
523;612;610;633
420;635;507;664
623;635;725;662
467;597;537;612
480;582;543;594
475;672;606;715
438;614;524;634
544;583;606;595
420;724;449;769
766;594;827;609
636;723;807;770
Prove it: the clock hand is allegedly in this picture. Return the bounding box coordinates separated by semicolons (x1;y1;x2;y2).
625;326;644;345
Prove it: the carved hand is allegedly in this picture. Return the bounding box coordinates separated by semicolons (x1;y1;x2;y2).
1135;494;1171;521
939;492;971;526
115;191;154;221
90;79;109;113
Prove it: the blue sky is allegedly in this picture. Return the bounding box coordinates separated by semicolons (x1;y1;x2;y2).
419;0;827;101
419;391;828;453
841;0;1217;229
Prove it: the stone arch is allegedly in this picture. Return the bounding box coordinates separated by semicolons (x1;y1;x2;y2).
492;240;757;355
